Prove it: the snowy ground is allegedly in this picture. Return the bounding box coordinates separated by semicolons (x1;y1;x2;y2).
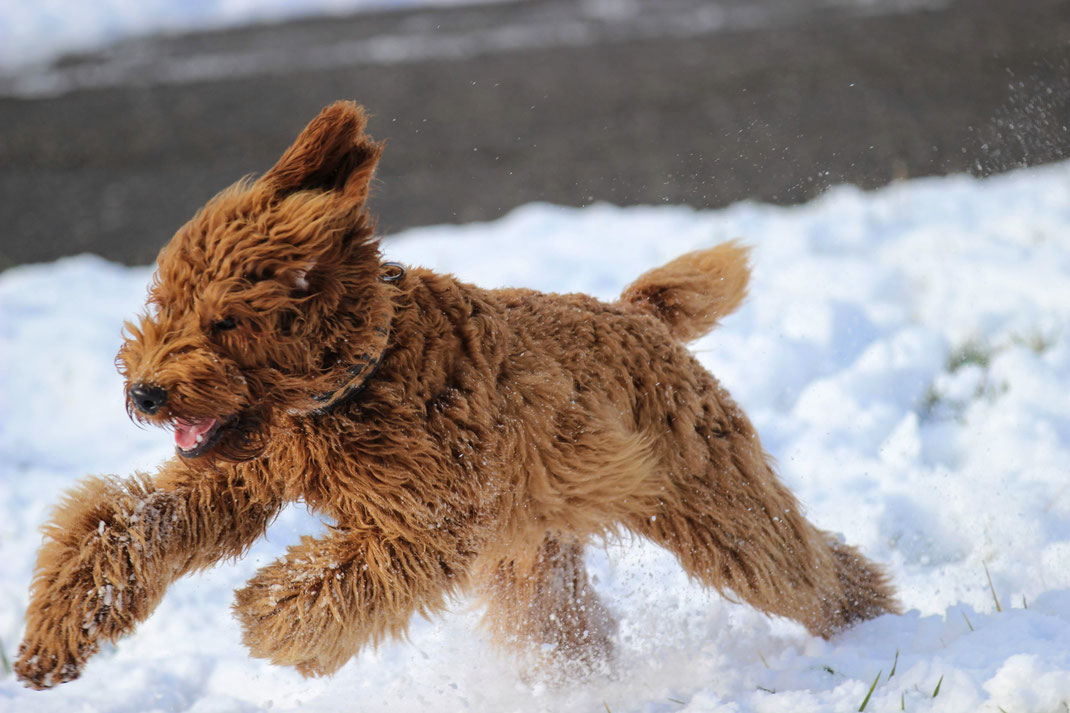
0;0;509;70
2;162;1070;712
0;0;945;74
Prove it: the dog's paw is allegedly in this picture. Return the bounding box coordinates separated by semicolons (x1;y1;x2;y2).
14;634;96;690
233;562;352;677
232;569;299;660
16;561;140;690
15;579;107;690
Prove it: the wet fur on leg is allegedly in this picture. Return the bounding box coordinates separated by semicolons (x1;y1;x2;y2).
16;101;898;690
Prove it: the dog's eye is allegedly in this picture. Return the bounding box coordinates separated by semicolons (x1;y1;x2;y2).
212;317;237;332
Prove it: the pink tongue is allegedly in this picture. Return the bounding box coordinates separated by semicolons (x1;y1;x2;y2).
174;418;218;451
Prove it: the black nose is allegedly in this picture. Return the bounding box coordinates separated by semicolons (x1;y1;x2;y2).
129;383;168;415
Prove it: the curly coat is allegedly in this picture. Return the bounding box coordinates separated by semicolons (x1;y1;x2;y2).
15;101;898;690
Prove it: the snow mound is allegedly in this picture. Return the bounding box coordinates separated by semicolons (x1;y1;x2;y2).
2;161;1069;711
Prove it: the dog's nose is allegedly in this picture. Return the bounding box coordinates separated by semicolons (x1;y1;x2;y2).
128;383;168;415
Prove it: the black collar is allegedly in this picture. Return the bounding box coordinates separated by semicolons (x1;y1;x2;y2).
310;262;404;416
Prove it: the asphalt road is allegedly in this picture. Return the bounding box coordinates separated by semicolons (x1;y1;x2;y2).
1;0;1068;269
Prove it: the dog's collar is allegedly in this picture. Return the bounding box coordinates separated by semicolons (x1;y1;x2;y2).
310;262;404;416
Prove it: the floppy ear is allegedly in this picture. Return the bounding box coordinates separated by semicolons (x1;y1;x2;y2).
260;101;383;208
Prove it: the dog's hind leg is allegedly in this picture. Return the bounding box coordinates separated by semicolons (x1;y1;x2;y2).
628;383;899;638
233;526;473;677
475;534;614;668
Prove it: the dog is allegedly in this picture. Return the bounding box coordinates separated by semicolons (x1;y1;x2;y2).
15;101;898;690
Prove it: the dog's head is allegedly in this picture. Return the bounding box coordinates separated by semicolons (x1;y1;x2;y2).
117;101;391;464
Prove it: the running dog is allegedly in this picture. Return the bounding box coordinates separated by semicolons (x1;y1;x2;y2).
16;101;898;689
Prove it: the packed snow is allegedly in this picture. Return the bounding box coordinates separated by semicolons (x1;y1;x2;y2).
0;0;510;71
0;0;947;75
2;162;1069;712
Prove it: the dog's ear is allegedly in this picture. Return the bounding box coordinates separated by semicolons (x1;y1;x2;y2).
260;101;383;209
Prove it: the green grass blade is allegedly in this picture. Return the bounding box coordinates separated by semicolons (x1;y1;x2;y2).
932;674;944;698
889;649;900;678
858;670;882;711
0;635;11;676
984;562;1002;612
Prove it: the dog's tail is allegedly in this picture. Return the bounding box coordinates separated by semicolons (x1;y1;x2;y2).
621;241;751;343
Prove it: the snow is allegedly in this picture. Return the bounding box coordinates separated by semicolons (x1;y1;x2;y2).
0;0;948;76
0;0;510;71
2;161;1070;711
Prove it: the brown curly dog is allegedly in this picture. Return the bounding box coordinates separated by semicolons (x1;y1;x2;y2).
15;101;898;690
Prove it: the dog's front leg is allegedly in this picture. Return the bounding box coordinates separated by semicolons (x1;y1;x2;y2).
15;458;281;689
234;527;471;677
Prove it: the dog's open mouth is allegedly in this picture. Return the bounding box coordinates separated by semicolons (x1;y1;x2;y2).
173;418;225;458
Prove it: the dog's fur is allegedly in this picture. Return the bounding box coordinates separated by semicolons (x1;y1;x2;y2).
15;102;898;690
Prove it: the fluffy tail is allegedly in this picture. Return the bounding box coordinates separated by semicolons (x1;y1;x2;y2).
621;241;751;342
